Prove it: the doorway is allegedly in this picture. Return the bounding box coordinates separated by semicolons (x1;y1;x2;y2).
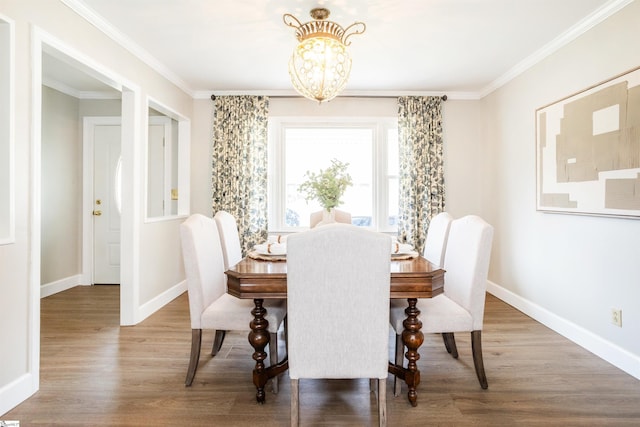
84;117;122;285
38;40;138;327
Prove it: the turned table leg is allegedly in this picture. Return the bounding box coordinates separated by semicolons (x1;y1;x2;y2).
248;298;269;403
402;297;423;407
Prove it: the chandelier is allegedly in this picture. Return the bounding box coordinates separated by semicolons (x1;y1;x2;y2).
283;8;366;103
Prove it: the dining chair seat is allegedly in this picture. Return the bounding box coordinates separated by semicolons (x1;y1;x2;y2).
390;215;493;395
213;209;288;393
391;211;452;395
390;294;473;333
180;213;286;391
202;293;284;330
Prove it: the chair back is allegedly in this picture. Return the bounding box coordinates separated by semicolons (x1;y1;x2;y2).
443;215;494;330
180;214;226;329
287;224;391;379
214;210;243;269
309;209;352;228
423;212;453;267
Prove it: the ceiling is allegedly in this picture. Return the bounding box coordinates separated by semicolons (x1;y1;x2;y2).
47;0;627;99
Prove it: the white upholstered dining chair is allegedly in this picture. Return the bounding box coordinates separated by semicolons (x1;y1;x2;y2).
213;210;244;270
390;215;494;394
422;212;454;268
287;224;391;427
213;209;287;392
309;208;352;228
180;214;287;391
393;211;453;395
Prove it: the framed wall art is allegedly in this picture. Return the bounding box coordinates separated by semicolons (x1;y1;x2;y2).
536;66;640;218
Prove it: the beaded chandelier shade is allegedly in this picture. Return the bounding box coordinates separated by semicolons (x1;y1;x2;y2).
283;8;365;103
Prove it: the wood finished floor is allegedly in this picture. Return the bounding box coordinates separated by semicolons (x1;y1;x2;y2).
3;285;640;426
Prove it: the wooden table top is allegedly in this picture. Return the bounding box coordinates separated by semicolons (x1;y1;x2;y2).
225;255;445;300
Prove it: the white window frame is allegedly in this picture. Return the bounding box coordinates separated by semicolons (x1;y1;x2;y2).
268;116;398;233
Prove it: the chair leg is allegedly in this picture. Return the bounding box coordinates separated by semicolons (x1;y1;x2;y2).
185;329;202;386
378;378;387;427
269;331;279;393
291;378;299;427
393;333;404;397
471;330;488;389
442;332;459;358
211;330;226;356
284;316;288;356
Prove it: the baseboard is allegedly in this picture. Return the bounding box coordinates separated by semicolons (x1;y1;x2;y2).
137;280;187;323
40;274;84;298
487;280;640;380
0;373;37;416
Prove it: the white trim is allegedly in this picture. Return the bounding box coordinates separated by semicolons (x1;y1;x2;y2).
119;88;142;325
40;275;85;299
137;281;187;322
28;23;45;411
0;15;15;245
42;76;119;100
145;97;192;221
487;280;640;380
267;116;398;233
0;373;37;416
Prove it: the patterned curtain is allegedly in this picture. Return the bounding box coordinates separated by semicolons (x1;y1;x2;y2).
397;96;445;254
212;96;269;255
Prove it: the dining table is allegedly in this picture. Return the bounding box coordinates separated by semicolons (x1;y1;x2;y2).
225;253;445;407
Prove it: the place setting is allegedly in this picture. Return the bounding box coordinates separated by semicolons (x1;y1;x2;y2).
247;234;418;261
248;235;288;261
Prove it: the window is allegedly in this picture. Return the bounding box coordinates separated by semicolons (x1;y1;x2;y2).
145;98;190;221
268;117;398;232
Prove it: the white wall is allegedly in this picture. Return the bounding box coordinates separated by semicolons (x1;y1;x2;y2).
41;87;81;285
481;1;640;378
190;97;483;221
190;99;214;216
0;0;193;415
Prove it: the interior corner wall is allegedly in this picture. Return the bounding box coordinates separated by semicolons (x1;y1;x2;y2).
41;86;81;285
442;100;484;217
480;1;640;378
190;98;214;216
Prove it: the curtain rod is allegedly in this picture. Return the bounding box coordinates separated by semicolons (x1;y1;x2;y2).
210;94;447;101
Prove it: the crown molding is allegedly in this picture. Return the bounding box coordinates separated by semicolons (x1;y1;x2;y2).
479;0;634;98
42;76;120;100
63;0;633;102
61;0;194;97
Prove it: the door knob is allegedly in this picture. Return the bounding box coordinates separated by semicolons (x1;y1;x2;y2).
93;210;102;216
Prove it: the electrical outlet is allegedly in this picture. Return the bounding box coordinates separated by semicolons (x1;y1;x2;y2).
611;308;622;327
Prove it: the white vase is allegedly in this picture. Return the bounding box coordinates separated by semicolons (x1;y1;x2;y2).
317;208;336;227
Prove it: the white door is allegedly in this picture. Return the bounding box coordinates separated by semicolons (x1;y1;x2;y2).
93;124;121;284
